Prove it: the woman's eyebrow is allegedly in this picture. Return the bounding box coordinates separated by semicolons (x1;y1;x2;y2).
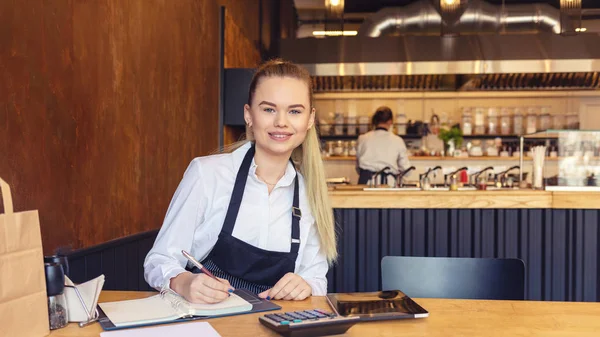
258;101;305;110
258;101;277;107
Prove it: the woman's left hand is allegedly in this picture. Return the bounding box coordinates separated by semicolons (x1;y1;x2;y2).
258;273;312;301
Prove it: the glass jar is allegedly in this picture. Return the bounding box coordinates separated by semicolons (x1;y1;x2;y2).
500;107;511;135
539;106;551;131
526;107;538;134
474;107;486;134
488;107;499;134
553;114;566;130
567;113;579;129
348;140;357;156
346;116;357;136
325;141;335;156
513;108;524;135
318;119;331;136
333;112;345;136
333;140;345;156
462;108;473;135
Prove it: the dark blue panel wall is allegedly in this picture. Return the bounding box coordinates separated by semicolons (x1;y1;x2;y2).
66;209;599;302
67;230;159;292
327;209;600;302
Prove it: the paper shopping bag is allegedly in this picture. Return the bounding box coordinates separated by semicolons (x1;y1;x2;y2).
0;177;50;336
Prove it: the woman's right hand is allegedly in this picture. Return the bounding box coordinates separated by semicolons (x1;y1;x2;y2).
170;272;234;304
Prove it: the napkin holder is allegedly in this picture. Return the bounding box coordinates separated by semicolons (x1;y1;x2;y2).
64;274;105;327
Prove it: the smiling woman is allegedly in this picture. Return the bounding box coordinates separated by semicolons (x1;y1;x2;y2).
144;59;338;305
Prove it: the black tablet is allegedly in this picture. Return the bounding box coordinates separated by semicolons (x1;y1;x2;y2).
326;290;429;322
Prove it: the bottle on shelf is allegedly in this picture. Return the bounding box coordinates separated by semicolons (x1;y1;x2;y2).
539;106;551;131
462;107;473;135
500;107;511;135
488;107;499;134
526;107;538;134
513;108;524;135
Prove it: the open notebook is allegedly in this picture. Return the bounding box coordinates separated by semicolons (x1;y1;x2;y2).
98;289;255;328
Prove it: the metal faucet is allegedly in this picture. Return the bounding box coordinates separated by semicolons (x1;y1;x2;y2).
444;167;468;187
370;166;391;188
494;165;520;187
396;166;416;188
470;166;494;186
419;166;442;189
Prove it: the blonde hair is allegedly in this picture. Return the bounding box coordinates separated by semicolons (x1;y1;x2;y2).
221;59;338;264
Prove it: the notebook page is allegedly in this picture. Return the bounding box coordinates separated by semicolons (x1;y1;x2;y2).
162;290;253;316
98;295;181;327
99;321;221;337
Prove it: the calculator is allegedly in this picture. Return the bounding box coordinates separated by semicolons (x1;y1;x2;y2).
258;309;360;337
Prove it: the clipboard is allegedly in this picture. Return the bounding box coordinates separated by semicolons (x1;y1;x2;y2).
97;289;281;331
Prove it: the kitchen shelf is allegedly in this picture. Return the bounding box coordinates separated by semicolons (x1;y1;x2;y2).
323;156;562;161
319;133;560;141
313;90;600;100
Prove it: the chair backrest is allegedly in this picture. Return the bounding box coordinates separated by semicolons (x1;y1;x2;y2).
381;256;525;300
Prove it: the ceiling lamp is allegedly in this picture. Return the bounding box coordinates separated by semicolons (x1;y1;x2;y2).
560;0;582;11
325;0;345;17
440;0;464;14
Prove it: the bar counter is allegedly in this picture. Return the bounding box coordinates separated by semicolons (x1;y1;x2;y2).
328;187;600;209
325;186;600;302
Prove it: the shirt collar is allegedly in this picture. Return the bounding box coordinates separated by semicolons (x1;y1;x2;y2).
232;142;297;187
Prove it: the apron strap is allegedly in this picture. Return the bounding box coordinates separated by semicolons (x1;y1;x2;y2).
221;144;255;235
290;173;300;254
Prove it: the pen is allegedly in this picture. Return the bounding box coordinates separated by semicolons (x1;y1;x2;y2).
181;250;230;288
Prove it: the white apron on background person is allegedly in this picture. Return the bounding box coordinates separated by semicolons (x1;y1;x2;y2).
356;127;411;186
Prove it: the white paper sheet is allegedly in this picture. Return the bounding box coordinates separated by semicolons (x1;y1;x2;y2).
99;321;222;337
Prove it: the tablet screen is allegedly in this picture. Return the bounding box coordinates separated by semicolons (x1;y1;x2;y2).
326;290;428;320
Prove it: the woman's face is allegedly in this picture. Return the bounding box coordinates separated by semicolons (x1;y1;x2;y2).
244;76;315;157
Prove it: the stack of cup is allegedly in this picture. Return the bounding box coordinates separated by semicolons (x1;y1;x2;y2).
531;146;547;190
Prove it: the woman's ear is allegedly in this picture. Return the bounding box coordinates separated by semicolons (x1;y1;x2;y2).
243;104;252;127
307;107;316;130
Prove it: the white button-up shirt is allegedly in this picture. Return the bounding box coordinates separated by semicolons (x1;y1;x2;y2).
356;129;411;174
143;142;328;295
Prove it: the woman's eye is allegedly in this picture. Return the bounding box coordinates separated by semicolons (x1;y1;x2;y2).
289;110;302;114
263;108;275;113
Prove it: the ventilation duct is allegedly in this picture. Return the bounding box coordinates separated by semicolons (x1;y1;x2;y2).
359;0;574;37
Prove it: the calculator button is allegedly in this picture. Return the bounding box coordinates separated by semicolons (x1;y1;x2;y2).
280;320;290;325
285;312;304;320
278;314;295;321
265;314;283;322
294;311;315;319
293;319;302;323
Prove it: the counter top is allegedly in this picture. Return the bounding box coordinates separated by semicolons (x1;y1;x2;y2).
324;156;560;161
328;187;599;209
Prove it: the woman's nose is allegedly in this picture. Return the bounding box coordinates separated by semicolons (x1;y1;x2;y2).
274;110;288;127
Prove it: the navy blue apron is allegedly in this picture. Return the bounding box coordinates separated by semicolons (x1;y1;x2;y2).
190;144;301;294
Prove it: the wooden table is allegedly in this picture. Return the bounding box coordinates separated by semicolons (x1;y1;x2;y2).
49;291;600;336
50;291;600;337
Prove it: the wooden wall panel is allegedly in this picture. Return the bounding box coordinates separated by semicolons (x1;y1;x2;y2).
223;8;262;68
1;0;220;253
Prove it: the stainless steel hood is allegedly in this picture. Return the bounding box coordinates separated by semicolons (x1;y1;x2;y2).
280;33;600;76
280;34;600;91
278;0;600;91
